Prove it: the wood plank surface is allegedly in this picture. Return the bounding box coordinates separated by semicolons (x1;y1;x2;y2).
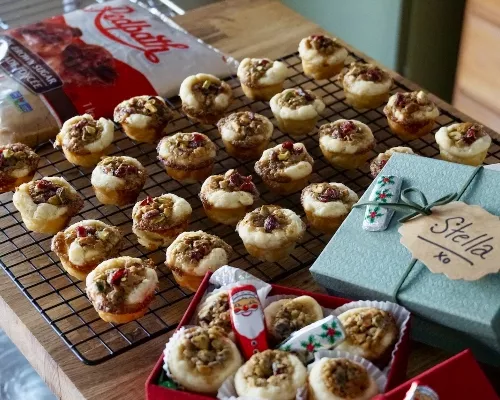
0;1;492;399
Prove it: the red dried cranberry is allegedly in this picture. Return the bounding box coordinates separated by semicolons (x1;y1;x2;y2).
319;188;341;202
76;226;88;237
114;164;138;178
259;59;270;66
296;88;313;101
36;179;52;190
379;159;387;169
395;93;406;108
264;215;279;232
188;133;205;149
282;141;294;150
248;112;255;120
365;68;381;82
240;182;255;193
109;269;127;285
311;35;324;40
191;244;209;261
228;171;244;187
140;196;154;206
463;127;478;145
340;121;356;135
294;145;304;154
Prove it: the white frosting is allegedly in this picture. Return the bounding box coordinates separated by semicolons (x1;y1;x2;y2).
298;37;348;66
237;58;288;86
344;77;392;96
206;190;254;208
270;89;325;121
132;193;192;223
57;114;114;153
197;248;229;275
435;124;491;157
179;73;231;110
126;268;158;304
90;156;143;189
125;114;152;129
10;167;30;178
302;183;359;218
386;91;439;122
236;208;305;248
319;120;374;154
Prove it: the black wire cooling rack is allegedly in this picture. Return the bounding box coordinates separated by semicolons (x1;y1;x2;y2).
1;51;499;365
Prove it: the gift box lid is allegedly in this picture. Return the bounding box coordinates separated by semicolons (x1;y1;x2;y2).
310;154;500;343
374;349;499;400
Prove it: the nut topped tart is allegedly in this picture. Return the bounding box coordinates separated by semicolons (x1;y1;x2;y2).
55;114;115;167
0;143;40;193
236;205;306;262
308;358;379;400
301;182;359;233
319;119;375;169
270;88;325;136
370;147;415;178
383;91;439;141
86;256;158;324
91;156;147;206
196;290;233;339
167;326;243;395
341;62;393;109
113;95;174;143
435;122;491;166
336;307;399;366
165;231;232;292
200;169;259;225
234;350;307;400
52;220;122;281
157;132;217;183
255;141;314;194
132;194;192;250
13;177;83;234
179;73;233;125
298;34;348;80
237;57;288;101
217;111;274;160
264;295;323;344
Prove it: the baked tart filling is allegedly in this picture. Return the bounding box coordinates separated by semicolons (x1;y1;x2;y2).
197;291;232;334
157;132;216;168
217;112;273;148
446;122;486;147
384;91;439;123
0;143;39;179
277;88;318;110
321;358;372;398
133;194;190;231
114;96;174;128
243;350;294;387
28;178;83;212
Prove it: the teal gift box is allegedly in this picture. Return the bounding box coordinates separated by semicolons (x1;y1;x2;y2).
310;154;500;365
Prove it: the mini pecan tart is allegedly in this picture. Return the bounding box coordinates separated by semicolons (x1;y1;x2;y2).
435;122;491;166
0;143;39;193
217;111;274;160
298;35;348;80
51;220;122;281
13;177;83;234
91;156;147;206
370;147;415;178
86;256;158;324
270;88;325;136
55;114;115;167
113;95;174;143
237;57;288;101
165;231;232;292
255;141;314;195
264;295;323;344
341;62;393;109
179;73;233;125
199;169;259;225
319;120;375;169
336;307;399;366
236;205;306;262
301;182;359;233
167;326;243;394
383;91;439;141
196;290;233;339
157;132;216;183
234;350;307;400
132;194;192;250
308;358;379;400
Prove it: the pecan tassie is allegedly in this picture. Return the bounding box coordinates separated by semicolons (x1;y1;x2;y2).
217;112;272;148
133;195;188;231
319;120;365;142
305;34;342;55
114;96;174;128
98;156;147;188
302;182;350;204
239;59;274;87
272;302;318;341
200;169;259;200
246;205;291;233
168;232;232;266
63;117;104;154
447;122;486;147
197;292;232;336
157;133;216;169
342;62;389;83
243;350;294;387
0;143;39;178
191;78;232;108
277;88;318;110
385;91;436;120
28;179;83;213
321;359;371;398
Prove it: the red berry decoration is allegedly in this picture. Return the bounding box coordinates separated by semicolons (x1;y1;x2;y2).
114;164;138;178
463;127;478;145
229;171;243;187
264;215;279;233
319;187;341;203
340;121;356;135
109;268;127;285
365;68;382;82
240;182;255;193
395;93;406;108
140;196;154;206
189;133;205;149
76;226;88;238
282;141;294;150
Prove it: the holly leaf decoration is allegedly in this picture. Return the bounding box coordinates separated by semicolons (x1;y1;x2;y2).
366;206;384;223
375;189;393;203
319;320;343;345
378;176;395;187
300;334;321;353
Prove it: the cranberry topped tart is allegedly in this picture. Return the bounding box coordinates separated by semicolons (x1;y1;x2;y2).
0;143;39;193
435;122;491;166
113;95;174;143
179;73;233;125
384;91;439;141
167;326;243;395
319;119;375;169
301;182;359;233
341;62;393;109
13;177;83;234
196;290;233;339
157;132;216;183
370;147;415;178
132;193;192;250
236;205;306;262
308;358;379;400
298;35;348;80
200;169;259;225
237;57;288;101
270;88;325;136
217;111;274;160
55;114;115;167
255;141;314;195
91;156;147;206
51;220;122;281
165;231;232;292
86;256;158;324
234;350;307;400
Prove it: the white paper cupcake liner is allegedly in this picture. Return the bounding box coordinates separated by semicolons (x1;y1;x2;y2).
162;325;198;379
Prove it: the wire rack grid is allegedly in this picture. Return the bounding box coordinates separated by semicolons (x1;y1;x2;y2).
1;51;499;365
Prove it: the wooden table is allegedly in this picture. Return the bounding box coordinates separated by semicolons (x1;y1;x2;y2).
0;1;496;399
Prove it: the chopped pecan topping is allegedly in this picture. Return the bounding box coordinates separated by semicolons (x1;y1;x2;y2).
217;112;272;148
134;195;183;231
390;91;436;117
248;205;290;233
99;157;146;188
0;143;39;177
277;89;316;110
244;350;293;387
28;179;74;207
308;35;341;55
305;183;351;204
191;78;230;108
203;169;259;198
448;122;486;147
169;232;231;266
319;120;362;141
321;359;370;398
345;63;388;83
114;96;173;127
64;117;104;153
272;299;318;341
198;292;232;334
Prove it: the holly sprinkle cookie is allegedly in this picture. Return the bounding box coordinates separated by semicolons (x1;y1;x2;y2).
298;34;348;80
0;143;39;193
237;57;288;101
